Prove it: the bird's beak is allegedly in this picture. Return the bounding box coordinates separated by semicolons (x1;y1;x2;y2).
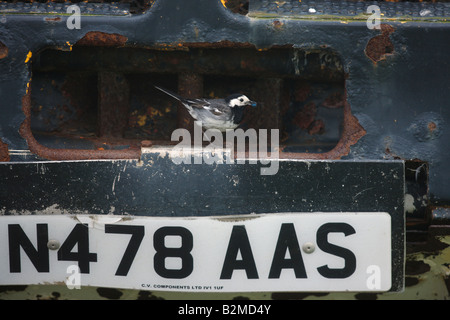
249;101;257;107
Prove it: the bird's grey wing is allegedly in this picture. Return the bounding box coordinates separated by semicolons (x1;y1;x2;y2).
188;99;228;116
204;99;232;116
187;99;211;109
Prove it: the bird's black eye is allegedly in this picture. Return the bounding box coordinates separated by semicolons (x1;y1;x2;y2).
239;98;244;102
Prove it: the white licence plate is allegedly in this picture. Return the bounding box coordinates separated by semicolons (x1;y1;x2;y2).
0;213;391;292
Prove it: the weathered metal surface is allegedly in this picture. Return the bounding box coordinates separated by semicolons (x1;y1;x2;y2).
177;72;203;134
28;45;352;157
0;159;405;292
33;46;345;80
0;137;9;162
75;31;128;47
365;24;395;63
20;91;141;160
0;0;449;300
0;1;134;15
432;208;450;225
248;0;450;21
0;40;7;59
98;71;130;138
0;0;445;196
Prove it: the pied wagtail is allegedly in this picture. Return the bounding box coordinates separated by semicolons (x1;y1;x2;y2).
155;86;257;132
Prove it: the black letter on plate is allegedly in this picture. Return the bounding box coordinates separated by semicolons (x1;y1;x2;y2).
316;223;357;278
154;226;193;279
57;224;97;274
220;225;258;279
8;224;49;273
105;225;145;276
269;223;307;279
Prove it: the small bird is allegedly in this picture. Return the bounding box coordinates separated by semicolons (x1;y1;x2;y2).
155;86;257;132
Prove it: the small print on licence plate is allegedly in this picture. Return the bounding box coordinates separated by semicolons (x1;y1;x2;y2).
0;213;391;292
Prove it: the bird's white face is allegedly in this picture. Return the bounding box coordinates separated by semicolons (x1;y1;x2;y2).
228;95;257;108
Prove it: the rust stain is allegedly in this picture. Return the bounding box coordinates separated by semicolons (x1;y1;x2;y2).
181;40;255;49
365;24;395;63
272;20;284;30
308;119;325;135
140;140;152;148
428;121;437;133
20;89;140;161
75;31;128;47
322;91;345;109
151;41;291;52
292;102;316;131
0;41;8;60
293;81;311;103
240;96;365;161
44;17;62;22
279;89;366;160
0;138;10;162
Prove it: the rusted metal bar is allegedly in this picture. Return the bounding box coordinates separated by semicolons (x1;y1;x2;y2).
178;72;203;136
98;71;130;138
20;91;140;161
0;138;9;162
75;31;128;47
245;78;282;131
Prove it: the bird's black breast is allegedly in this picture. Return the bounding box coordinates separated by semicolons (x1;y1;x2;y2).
232;106;246;125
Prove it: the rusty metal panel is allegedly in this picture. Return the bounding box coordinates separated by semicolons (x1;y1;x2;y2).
0;0;449;300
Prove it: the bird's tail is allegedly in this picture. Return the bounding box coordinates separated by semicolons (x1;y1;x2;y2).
154;86;183;102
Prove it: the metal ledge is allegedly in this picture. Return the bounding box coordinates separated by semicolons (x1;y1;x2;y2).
0;1;131;16
249;0;450;21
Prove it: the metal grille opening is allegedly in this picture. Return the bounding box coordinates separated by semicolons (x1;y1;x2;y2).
26;43;365;161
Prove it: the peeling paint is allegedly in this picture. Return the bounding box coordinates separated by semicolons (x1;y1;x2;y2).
24;51;32;64
75;31;127;47
365;24;395;63
0;138;10;162
74;215;125;229
405;194;416;214
0;41;8;60
0;204;89;216
214;214;260;222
